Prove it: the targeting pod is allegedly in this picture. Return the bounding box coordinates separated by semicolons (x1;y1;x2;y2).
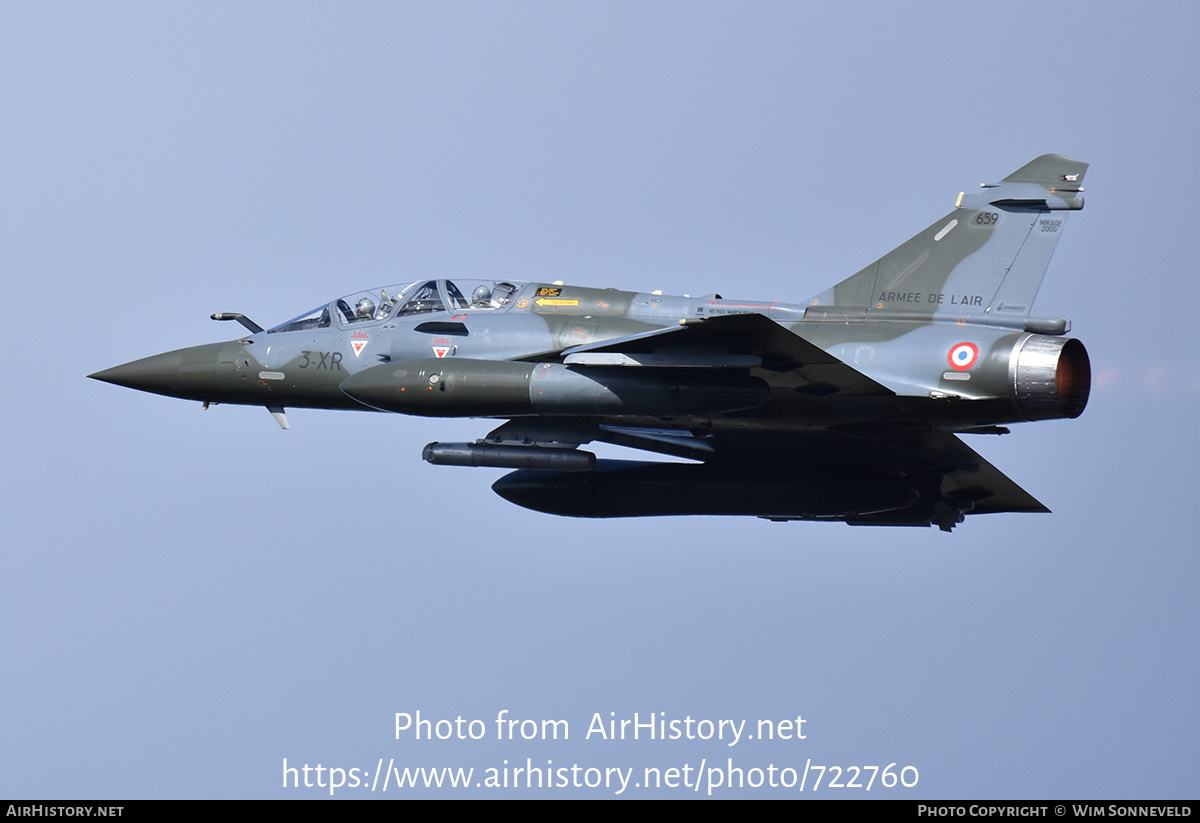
423;442;596;472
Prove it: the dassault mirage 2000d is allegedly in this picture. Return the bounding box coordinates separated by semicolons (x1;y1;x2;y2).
91;155;1091;531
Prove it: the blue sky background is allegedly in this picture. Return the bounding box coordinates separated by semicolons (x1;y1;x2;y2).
2;1;1196;798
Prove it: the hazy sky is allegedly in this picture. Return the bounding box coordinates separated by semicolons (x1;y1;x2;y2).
2;1;1196;798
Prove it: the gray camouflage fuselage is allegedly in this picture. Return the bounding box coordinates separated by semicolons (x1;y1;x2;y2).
91;154;1092;531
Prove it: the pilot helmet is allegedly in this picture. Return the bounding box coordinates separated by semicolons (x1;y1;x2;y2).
472;285;492;305
356;297;376;319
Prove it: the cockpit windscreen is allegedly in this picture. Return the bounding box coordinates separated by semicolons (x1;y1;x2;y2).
267;280;526;333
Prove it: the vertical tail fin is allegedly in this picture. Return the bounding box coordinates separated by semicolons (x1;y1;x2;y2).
808;154;1087;327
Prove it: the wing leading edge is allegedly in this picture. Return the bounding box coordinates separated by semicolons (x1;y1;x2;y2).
560;313;893;397
485;314;1045;529
488;425;1046;531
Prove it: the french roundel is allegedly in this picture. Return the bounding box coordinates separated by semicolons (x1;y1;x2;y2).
947;342;978;371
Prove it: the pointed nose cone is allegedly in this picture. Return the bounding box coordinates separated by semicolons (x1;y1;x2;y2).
89;342;226;401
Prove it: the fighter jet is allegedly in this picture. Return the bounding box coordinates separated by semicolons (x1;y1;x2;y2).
91;154;1091;531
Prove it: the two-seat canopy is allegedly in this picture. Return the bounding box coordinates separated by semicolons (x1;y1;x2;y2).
267;279;525;334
